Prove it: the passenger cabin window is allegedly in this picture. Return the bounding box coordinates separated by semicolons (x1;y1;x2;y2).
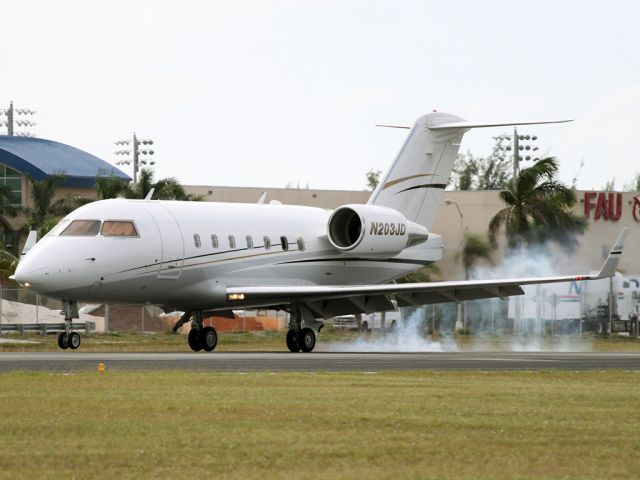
264;236;271;250
246;235;254;249
194;234;201;248
60;220;101;236
101;221;138;237
228;235;236;249
211;234;219;248
297;237;305;251
280;236;289;251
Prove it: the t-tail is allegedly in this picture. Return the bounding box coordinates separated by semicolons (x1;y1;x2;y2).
368;112;572;229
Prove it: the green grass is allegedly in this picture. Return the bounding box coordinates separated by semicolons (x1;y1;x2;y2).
0;371;639;479
2;329;640;352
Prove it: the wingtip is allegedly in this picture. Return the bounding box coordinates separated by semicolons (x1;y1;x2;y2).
595;228;630;279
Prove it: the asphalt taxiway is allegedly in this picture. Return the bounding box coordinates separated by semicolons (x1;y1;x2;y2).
0;351;639;372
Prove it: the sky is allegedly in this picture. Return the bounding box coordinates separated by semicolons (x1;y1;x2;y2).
1;0;639;191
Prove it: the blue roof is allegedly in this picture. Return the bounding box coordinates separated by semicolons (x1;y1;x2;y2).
0;136;131;188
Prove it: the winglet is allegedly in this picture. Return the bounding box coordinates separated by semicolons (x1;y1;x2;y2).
19;230;38;262
593;228;629;279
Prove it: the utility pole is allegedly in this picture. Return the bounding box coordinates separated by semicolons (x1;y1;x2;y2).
0;102;36;136
114;133;156;184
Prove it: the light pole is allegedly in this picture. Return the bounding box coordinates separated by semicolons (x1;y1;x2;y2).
0;102;36;136
493;129;540;182
114;133;156;184
444;198;465;332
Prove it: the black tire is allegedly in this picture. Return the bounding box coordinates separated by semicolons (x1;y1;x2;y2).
300;327;316;353
57;332;69;350
68;331;81;350
188;329;202;352
286;329;301;352
360;321;369;332
200;326;218;352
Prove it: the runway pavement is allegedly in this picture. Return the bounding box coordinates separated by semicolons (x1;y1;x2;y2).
0;351;639;372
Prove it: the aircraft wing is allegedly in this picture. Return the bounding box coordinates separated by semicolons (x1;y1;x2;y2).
225;229;629;318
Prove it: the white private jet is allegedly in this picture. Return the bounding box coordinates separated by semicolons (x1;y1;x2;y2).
13;112;629;352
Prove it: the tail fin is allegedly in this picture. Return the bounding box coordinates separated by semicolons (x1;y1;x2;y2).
368;112;572;229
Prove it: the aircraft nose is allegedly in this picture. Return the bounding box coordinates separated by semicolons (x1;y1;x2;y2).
13;257;49;287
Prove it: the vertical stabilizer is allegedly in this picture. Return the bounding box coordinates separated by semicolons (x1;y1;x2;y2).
368;112;468;229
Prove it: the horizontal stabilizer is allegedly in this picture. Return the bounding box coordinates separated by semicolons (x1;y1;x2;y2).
429;119;573;130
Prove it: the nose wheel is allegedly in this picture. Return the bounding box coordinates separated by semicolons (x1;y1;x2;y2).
57;301;81;350
57;331;81;350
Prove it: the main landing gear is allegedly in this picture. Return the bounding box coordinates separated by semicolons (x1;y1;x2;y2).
57;301;81;350
285;304;317;353
186;311;218;352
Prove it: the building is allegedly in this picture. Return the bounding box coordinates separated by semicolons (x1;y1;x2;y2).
0;136;130;249
184;185;640;279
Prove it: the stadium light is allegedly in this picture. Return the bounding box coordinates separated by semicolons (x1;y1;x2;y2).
0;101;37;136
114;132;157;184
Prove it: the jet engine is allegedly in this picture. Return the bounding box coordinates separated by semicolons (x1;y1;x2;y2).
327;204;429;257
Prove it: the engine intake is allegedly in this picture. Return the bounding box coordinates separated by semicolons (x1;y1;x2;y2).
327;204;428;257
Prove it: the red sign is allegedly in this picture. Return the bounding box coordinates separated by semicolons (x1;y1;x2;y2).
633;196;640;222
584;192;622;221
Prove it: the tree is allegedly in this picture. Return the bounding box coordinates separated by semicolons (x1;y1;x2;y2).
602;178;616;191
366;169;381;191
451;138;512;191
395;263;442;283
95;175;130;199
124;168;201;201
27;174;67;235
0;184;20;218
0;246;18;286
460;232;492;279
488;157;586;250
623;172;640;192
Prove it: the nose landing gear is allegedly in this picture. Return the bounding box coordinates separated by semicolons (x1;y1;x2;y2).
57;301;81;350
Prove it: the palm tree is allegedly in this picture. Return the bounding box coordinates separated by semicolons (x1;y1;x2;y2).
95;175;130;199
27;174;67;235
460;232;492;279
0;247;19;286
488;157;586;250
126;168;201;201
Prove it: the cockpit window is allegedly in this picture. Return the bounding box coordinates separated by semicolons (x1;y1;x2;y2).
101;220;138;237
45;219;72;237
60;220;101;236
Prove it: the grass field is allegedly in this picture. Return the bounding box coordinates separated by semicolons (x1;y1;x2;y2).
2;329;640;352
0;370;639;479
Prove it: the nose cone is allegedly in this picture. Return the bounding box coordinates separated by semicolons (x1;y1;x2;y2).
14;254;47;286
13;246;55;293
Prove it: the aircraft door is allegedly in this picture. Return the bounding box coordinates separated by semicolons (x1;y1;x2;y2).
144;203;184;279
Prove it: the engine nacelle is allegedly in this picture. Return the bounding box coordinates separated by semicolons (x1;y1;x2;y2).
327;204;429;257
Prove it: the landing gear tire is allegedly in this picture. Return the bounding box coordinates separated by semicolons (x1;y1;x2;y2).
200;326;218;352
286;330;301;352
57;332;69;350
299;327;316;353
188;329;202;352
68;331;81;350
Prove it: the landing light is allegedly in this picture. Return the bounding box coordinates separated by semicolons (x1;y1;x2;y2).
23;282;31;288
227;293;245;301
